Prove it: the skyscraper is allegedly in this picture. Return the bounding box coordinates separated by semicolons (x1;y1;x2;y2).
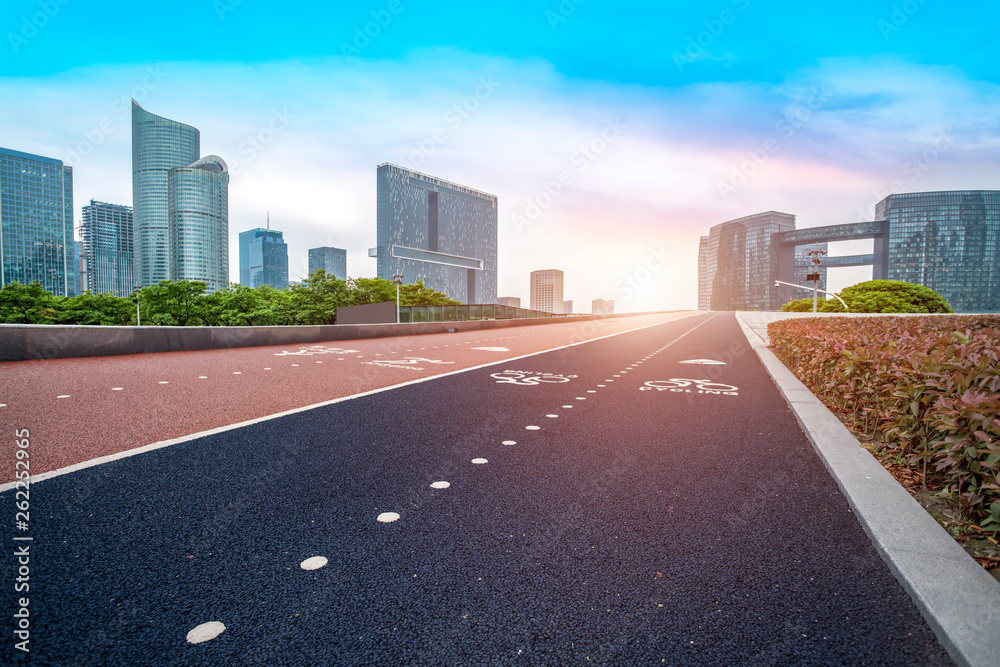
530;269;564;313
592;298;615;315
698;211;795;310
373;163;497;304
240;226;289;289
168;156;229;293
497;296;521;308
877;190;1000;312
80;200;134;296
0;147;76;296
308;246;347;280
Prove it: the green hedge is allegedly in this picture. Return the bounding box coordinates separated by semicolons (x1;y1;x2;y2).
768;315;1000;531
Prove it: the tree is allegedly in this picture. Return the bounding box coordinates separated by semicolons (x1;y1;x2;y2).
0;282;60;323
781;297;829;313
347;277;397;306
285;270;351;325
56;292;135;325
202;284;289;326
140;280;209;326
399;280;460;306
818;280;954;314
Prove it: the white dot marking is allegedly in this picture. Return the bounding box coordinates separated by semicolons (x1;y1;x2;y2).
525;425;540;430
187;621;225;644
112;387;124;391
471;458;488;464
430;481;450;489
300;556;328;570
546;414;558;418
502;440;516;445
377;512;400;523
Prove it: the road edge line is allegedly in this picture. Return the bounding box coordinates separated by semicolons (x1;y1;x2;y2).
735;311;1000;667
4;313;704;493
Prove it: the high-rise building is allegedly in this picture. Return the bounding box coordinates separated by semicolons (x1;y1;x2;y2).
80;200;134;296
497;296;521;308
877;190;1000;312
132;100;200;287
698;211;795;310
373;163;497;304
592;298;615;315
530;269;564;313
563;299;573;314
308;246;347;280
0;147;76;296
240;226;289;289
168;156;229;293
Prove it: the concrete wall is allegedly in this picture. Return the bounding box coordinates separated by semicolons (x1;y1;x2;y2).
0;312;648;362
336;301;396;325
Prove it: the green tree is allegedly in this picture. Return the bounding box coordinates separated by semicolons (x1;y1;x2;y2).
780;297;830;313
56;291;136;325
818;280;954;314
399;280;461;306
140;280;209;326
202;283;289;326
284;270;351;324
348;277;398;306
0;282;60;323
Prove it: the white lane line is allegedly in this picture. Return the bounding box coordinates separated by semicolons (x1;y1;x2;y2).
7;313;708;492
377;512;400;523
546;414;558;418
112;387;124;391
233;372;242;375
430;481;450;489
471;458;488;464
187;621;225;644
301;556;328;570
159;381;169;384
576;397;586;400
57;395;71;399
562;405;573;408
0;404;6;407
525;425;540;430
587;390;597;393
502;440;516;445
198;376;208;379
264;368;271;371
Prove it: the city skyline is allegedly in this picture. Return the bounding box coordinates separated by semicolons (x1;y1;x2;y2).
4;1;998;310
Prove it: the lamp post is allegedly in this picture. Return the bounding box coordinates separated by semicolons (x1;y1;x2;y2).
133;285;142;326
392;274;403;324
774;280;849;311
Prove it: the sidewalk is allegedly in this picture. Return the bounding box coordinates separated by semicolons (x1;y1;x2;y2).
735;311;1000;667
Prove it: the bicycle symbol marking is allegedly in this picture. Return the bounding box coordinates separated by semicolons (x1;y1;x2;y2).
640;378;739;396
491;370;578;386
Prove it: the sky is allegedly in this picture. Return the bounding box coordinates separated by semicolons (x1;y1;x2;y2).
2;0;998;312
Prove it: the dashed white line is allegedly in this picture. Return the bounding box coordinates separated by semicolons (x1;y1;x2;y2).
502;440;516;445
525;425;540;430
112;387;124;391
430;481;450;489
377;512;400;523
546;414;559;418
471;458;488;464
187;621;225;644
300;556;328;570
158;381;169;384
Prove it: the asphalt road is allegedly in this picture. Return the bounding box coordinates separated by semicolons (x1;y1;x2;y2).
1;312;953;665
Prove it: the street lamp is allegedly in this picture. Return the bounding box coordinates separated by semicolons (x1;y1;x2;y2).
392;274;403;324
133;285;142;326
774;280;849;311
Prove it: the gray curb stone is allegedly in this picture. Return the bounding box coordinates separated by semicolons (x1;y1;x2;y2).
736;311;1000;667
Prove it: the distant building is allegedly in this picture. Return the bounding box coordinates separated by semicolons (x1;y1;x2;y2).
563;299;573;314
308;246;347;280
240;226;289;289
132;101;200;287
168;156;229;293
698;211;796;310
0;147;76;296
592;298;615;315
877;190;1000;312
80;200;134;296
373;163;497;304
497;296;521;308
530;269;564;313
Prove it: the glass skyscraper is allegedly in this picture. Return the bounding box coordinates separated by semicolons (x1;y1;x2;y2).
132;100;200;287
0;147;76;296
168;156;229;293
374;163;497;304
308;246;347;280
80;200;133;296
240;227;289;289
698;211;796;310
877;190;1000;312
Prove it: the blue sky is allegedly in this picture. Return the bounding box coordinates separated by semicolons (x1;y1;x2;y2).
3;0;999;310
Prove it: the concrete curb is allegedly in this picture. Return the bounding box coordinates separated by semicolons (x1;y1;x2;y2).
735;312;1000;667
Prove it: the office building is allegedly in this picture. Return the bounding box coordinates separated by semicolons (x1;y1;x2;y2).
497;296;521;308
563;300;573;314
592;298;615;315
373;163;497;304
168;156;229;293
308;246;347;280
240;226;289;289
877;191;1000;312
530;269;564;313
132;100;200;287
0;147;76;296
80;200;134;296
698;211;795;310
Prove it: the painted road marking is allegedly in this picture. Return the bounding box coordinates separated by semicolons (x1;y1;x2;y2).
377;512;400;523
112;387;124;391
187;622;225;644
274;345;359;357
300;556;328;570
490;371;577;385
679;359;727;365
546;414;559;418
641;379;739;395
471;458;488;464
57;395;71;399
430;481;450;489
525;425;540;430
473;347;509;352
502;440;516;445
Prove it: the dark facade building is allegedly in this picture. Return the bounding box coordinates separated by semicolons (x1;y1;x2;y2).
698;211;795;310
373;163;497;304
80;200;134;296
0;147;76;296
308;246;347;281
877;191;1000;312
240;226;288;289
